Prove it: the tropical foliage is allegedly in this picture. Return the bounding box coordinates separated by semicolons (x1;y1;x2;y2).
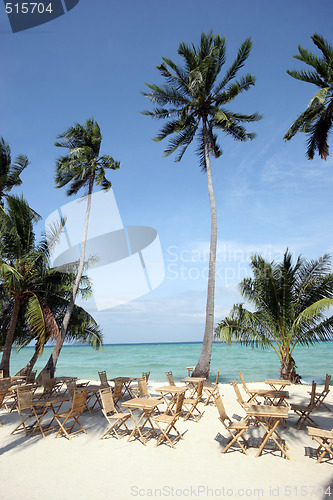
142;30;261;377
284;34;333;160
0;137;28;206
215;250;333;382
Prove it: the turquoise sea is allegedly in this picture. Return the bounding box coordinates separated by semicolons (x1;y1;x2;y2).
7;341;333;384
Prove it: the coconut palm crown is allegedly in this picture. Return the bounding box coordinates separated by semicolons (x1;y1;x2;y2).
215;250;333;382
142;31;261;378
0;138;28;206
284;34;333;160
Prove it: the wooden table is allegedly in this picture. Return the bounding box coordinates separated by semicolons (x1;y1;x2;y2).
246;404;290;459
265;379;291;391
156;386;187;415
180;377;206;398
30;394;70;438
122;397;163;445
255;390;290;407
110;377;137;399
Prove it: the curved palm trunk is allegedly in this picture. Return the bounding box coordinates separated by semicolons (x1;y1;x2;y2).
192;126;217;379
280;347;300;383
15;341;40;377
40;176;94;378
0;296;21;377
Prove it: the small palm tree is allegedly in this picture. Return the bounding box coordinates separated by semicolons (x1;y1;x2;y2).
0;138;28;206
42;118;120;375
142;31;261;378
284;34;333;160
215;250;333;382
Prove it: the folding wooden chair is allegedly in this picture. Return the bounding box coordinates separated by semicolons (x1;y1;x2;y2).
153;392;185;448
98;371;110;388
215;393;249;454
311;374;331;412
11;388;49;437
99;387;131;440
307;426;333;463
203;370;220;406
183;380;204;422
232;380;252;413
26;371;37;384
166;371;176;386
54;390;87;439
112;378;124;409
142;372;150;382
37;379;59;400
291;381;317;430
239;371;261;404
138;378;152;398
0;389;7;426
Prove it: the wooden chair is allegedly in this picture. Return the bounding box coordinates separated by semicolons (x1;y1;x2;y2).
307;426;333;463
153;392;185;448
203;370;220;406
0;389;7;426
311;374;331;412
26;371;37;384
142;372;150;382
232;380;252;413
11;388;48;437
37;379;59;400
166;371;176;386
99;387;131;440
54;390;87;439
239;371;261;404
98;371;110;388
215;393;249;454
0;370;3;379
291;381;318;430
183;380;204;422
112;378;124;409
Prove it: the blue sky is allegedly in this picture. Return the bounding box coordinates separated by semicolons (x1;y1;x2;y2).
1;0;333;344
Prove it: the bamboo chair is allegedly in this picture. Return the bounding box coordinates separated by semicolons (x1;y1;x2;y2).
203;370;220;406
99;387;131;440
137;378;152;398
131;372;150;396
291;381;318;430
183;380;204;422
153;392;185;448
11;388;48;437
166;371;176;386
0;389;7;426
54;390;87;439
112;378;124;409
232;380;252;413
142;372;150;382
98;371;110;388
310;374;331;412
307;426;333;463
0;370;3;379
215;393;249;454
238;371;262;404
36;379;59;400
26;371;37;384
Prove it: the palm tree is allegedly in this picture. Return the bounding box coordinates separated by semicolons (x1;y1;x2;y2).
215;250;333;382
142;31;261;378
42;118;120;375
284;34;333;160
0;137;28;206
0;196;59;377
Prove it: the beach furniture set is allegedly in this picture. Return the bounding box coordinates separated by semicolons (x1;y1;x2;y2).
218;372;332;462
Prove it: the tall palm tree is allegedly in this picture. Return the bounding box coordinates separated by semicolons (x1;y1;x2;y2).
0;137;28;206
284;34;333;160
142;31;261;378
0;196;59;377
42;118;120;375
215;250;333;382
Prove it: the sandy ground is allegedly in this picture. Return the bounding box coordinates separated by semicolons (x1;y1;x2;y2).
0;380;332;500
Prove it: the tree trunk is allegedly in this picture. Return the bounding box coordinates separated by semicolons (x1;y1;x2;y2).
280;347;301;383
0;296;21;378
40;176;94;377
192;124;217;379
15;342;40;377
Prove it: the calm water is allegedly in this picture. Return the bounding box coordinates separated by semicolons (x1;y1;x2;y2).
8;341;333;384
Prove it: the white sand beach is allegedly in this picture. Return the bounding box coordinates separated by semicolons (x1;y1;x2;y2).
0;381;332;500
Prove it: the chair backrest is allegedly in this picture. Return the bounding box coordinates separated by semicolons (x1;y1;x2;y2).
113;379;123;400
213;370;220;386
70;390;87;416
66;380;78;399
98;371;108;387
174;392;185;416
0;370;3;379
232;380;245;407
239;371;249;395
0;379;11;391
41;370;51;385
0;389;8;409
142;372;150;382
166;371;176;386
100;387;116;414
214;394;229;423
26;371;37;384
324;374;331;392
196;380;204;400
41;379;56;397
138;378;150;398
17;388;34;411
310;381;317;406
